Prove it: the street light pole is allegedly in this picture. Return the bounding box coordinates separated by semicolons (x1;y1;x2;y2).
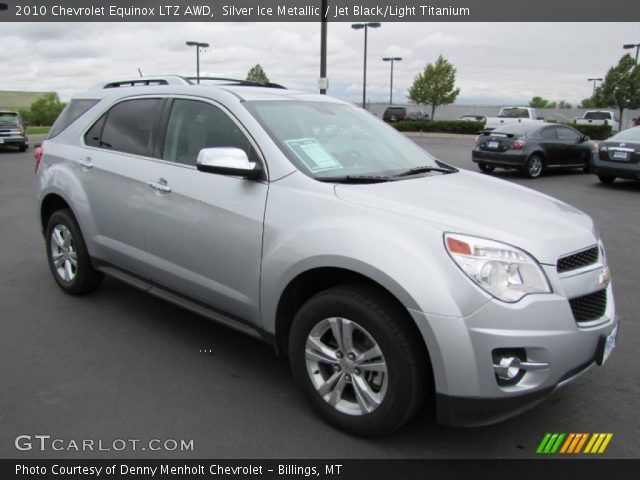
623;43;640;64
320;0;328;94
587;77;603;96
351;23;381;109
186;41;210;84
383;57;402;105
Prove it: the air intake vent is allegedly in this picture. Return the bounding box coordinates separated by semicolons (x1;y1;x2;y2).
569;289;607;323
557;246;599;273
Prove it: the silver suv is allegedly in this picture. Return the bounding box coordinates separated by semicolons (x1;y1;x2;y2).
36;76;618;436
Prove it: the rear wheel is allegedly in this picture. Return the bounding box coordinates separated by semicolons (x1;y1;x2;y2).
522;154;543;179
478;163;495;173
598;175;616;184
45;209;104;295
289;284;428;437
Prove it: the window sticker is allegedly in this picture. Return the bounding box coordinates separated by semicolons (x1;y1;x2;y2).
284;138;343;173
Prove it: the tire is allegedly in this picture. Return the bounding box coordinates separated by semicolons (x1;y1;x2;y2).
598;175;616;184
522;154;543;179
45;209;104;295
478;163;495;173
289;284;428;437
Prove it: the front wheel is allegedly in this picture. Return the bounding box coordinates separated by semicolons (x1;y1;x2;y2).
289;284;428;437
522;154;543;179
45;209;104;295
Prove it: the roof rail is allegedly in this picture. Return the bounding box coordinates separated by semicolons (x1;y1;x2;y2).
92;76;192;90
186;77;286;89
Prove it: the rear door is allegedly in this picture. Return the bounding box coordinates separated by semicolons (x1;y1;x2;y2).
142;98;268;325
80;97;164;276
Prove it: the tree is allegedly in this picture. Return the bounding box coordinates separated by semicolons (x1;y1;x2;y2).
408;55;460;120
557;100;572;109
593;54;640;125
529;96;555;108
25;92;66;126
246;64;270;84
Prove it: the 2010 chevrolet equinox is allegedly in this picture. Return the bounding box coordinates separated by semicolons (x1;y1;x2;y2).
35;76;618;436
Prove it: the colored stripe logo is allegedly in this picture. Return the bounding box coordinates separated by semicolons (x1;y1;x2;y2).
537;433;613;454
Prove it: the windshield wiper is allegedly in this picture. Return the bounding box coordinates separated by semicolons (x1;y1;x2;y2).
392;165;456;177
316;175;393;184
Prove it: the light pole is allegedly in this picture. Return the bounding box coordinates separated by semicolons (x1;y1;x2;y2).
186;41;210;84
351;22;381;109
587;77;603;96
382;57;402;105
320;0;328;94
623;43;640;64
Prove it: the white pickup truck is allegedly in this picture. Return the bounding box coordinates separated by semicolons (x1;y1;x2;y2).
484;107;545;131
575;110;620;132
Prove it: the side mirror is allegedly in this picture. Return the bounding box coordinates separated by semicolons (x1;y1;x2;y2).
196;147;261;179
582;135;590;142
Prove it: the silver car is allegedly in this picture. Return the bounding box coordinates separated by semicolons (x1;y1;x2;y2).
35;76;618;436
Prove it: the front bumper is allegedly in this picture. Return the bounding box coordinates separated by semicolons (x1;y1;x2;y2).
409;266;617;427
0;135;28;147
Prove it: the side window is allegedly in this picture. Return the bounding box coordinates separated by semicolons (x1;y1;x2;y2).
162;99;257;167
99;98;163;157
84;114;106;147
556;127;580;142
48;99;99;139
540;127;557;139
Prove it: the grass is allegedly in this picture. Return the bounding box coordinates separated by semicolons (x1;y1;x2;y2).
27;126;50;135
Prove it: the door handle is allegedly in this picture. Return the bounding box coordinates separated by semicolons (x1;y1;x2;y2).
146;179;172;193
79;157;93;169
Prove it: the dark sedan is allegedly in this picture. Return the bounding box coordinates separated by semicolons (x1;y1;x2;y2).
472;123;592;178
591;126;640;184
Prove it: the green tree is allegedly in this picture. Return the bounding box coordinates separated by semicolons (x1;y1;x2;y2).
557;100;572;109
529;96;554;108
593;54;640;125
408;55;461;120
25;92;66;126
246;64;270;84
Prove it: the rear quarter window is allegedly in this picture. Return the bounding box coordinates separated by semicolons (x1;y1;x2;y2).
47;100;99;139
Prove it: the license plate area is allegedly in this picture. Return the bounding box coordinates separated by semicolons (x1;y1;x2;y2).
488;141;500;149
612;150;629;161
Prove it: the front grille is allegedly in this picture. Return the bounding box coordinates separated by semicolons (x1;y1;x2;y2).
557;246;599;273
569;289;607;323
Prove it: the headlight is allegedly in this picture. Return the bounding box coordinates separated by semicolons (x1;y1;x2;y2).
444;233;551;303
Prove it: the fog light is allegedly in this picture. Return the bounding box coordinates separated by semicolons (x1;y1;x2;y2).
495;357;521;381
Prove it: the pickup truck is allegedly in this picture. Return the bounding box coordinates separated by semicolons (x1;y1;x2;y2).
575;111;620;132
484;107;545;131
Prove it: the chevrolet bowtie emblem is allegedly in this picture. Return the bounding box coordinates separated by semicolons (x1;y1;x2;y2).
599;268;611;287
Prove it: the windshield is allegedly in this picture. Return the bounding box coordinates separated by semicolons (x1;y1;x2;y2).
245;101;442;179
610;127;640;142
0;113;20;125
491;124;529;136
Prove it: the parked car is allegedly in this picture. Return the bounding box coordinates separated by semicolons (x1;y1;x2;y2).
0;110;28;152
460;115;486;122
484;107;545;131
35;76;617;436
382;106;429;122
575;110;619;132
472;123;592;178
591;125;640;183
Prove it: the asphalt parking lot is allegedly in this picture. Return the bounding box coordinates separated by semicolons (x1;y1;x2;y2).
1;137;638;459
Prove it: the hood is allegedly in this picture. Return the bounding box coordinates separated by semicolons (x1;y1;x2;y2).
334;170;596;265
